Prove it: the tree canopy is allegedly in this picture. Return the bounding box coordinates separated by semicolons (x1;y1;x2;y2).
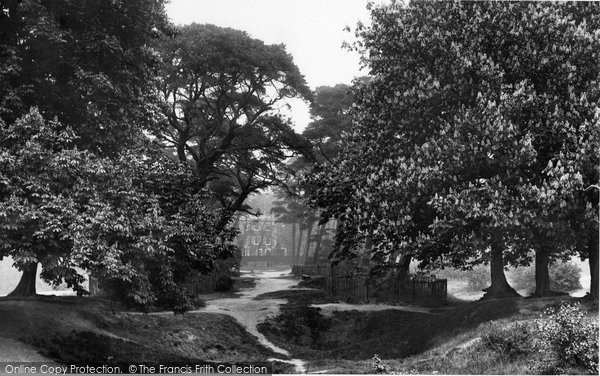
154;24;313;213
310;0;600;298
0;0;171;155
0;1;241;311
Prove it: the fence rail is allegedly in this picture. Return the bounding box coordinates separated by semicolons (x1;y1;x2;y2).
292;263;447;304
292;264;330;277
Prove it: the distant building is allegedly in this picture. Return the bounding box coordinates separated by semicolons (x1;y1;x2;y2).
237;214;294;267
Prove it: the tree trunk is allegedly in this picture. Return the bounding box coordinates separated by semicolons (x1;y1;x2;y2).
227;189;252;213
482;240;520;299
177;135;188;164
8;262;38;296
312;224;326;264
290;222;296;263
534;247;551;297
304;222;314;265
296;226;303;264
589;228;599;299
397;254;412;280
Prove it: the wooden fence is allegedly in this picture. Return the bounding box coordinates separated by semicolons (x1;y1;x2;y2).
292;264;330;277
292;263;447;304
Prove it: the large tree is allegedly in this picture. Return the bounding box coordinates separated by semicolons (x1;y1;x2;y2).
303;84;353;164
0;109;237;310
0;0;170;155
0;1;240;308
0;0;172;297
311;1;599;298
154;24;312;213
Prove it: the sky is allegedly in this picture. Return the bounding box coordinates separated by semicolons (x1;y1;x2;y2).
165;0;375;131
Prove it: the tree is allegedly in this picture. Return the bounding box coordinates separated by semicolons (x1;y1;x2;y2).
272;187;313;263
68;143;237;311
272;84;353;265
0;109;237;310
0;0;172;296
154;24;312;213
0;110;86;295
0;1;242;308
310;1;599;298
0;0;170;155
303;84;353;164
510;262;582;293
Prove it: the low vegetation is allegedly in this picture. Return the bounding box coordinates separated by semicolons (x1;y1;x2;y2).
258;288;598;374
0;295;296;373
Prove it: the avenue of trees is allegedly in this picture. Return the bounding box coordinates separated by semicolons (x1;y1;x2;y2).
310;1;599;299
1;0;598;311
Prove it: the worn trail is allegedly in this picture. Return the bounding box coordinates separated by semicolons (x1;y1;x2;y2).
193;270;307;372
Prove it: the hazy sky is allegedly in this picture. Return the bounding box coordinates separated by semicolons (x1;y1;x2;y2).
165;0;375;130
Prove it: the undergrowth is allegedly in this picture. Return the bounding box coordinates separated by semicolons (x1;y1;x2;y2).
379;301;599;375
534;302;599;374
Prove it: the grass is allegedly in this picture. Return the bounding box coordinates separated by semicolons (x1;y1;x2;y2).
257;287;598;374
0;295;293;372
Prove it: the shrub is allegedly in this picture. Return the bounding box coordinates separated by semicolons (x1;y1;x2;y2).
508;267;535;291
536;303;599;374
466;266;490;291
550;262;582;292
509;262;582;292
215;275;234;292
370;354;392;374
480;321;536;359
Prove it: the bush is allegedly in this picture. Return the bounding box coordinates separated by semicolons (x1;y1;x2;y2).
481;321;536;360
536;303;598;374
550;262;582;292
466;266;490;291
508;267;535;291
370;354;392;374
215;275;234;292
509;262;582;292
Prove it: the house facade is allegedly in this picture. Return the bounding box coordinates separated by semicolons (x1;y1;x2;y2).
237;214;295;267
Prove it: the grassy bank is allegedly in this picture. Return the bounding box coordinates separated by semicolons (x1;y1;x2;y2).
0;296;273;363
0;274;295;373
257;289;598;374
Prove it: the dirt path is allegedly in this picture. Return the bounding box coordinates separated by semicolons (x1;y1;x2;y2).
192;270;307;372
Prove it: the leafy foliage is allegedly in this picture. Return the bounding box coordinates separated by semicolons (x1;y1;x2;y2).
481;321;536;360
509;262;582;293
370;354;393;374
154;24;312;212
0;0;171;155
536;303;599;374
466;266;491;291
0;109;238;310
303;84;353;164
549;262;583;292
0;1;242;310
0;109;89;292
69;146;238;310
309;1;600;293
